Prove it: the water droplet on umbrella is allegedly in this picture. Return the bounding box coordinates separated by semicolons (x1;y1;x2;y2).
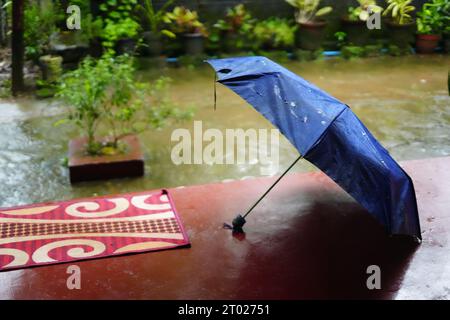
290;110;298;118
321;121;326;125
274;85;281;99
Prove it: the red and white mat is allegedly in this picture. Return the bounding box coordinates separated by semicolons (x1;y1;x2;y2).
0;189;190;271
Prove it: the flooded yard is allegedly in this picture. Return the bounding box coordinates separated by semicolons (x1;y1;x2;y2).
0;55;449;208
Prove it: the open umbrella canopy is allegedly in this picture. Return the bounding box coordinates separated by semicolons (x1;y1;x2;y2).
207;56;421;240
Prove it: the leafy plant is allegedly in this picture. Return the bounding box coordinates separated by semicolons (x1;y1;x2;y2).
79;13;104;43
24;1;62;61
214;4;255;33
214;4;255;50
383;0;415;25
347;0;383;22
98;0;141;53
285;0;333;24
341;45;367;58
334;31;347;48
57;55;191;156
164;6;208;36
252;18;297;49
417;0;450;34
102;17;141;50
136;0;176;38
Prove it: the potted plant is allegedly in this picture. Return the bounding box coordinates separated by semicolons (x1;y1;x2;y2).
285;0;333;51
342;0;383;45
136;0;176;57
416;0;449;53
251;18;297;51
383;0;416;49
98;0;141;55
56;55;192;183
214;4;255;53
164;6;208;55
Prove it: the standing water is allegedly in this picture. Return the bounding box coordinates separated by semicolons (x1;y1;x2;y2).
0;55;449;207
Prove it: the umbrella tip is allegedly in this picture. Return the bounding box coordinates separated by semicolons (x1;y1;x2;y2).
223;214;246;233
231;214;246;233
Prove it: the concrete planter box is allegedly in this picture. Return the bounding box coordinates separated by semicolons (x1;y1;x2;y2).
68;135;144;183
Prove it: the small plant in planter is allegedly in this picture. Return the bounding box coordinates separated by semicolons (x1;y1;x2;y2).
164;6;208;56
416;0;449;54
343;0;383;45
383;0;416;49
251;18;297;51
285;0;333;51
136;0;177;57
56;54;192;183
214;4;256;53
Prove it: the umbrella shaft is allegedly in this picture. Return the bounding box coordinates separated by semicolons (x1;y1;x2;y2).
243;155;304;219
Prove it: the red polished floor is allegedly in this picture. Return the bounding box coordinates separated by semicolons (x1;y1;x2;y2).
0;156;449;299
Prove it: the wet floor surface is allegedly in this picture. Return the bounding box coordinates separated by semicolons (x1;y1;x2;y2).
0;156;448;299
0;55;449;208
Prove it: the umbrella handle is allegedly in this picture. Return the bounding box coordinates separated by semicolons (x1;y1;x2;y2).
242;154;304;219
226;154;304;233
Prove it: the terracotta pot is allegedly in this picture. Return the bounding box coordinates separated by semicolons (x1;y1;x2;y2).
298;20;327;51
68;135;144;183
416;34;442;54
386;21;416;48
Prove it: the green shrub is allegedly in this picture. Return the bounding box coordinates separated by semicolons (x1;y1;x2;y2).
294;49;323;61
136;0;176;38
97;0;141;54
164;6;208;36
285;0;333;24
417;0;450;35
383;0;416;25
57;55;192;155
252;18;297;50
347;0;383;21
24;1;62;61
341;45;367;59
214;4;255;51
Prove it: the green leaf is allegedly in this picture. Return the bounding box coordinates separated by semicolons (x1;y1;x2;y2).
53;118;69;127
316;6;333;17
161;30;176;38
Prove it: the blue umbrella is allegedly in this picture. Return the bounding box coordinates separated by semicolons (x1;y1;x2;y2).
207;56;421;240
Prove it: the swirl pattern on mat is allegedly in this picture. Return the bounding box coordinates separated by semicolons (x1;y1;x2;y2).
32;239;106;263
65;198;129;218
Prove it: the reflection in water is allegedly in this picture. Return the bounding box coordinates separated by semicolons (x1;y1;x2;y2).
0;55;448;207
